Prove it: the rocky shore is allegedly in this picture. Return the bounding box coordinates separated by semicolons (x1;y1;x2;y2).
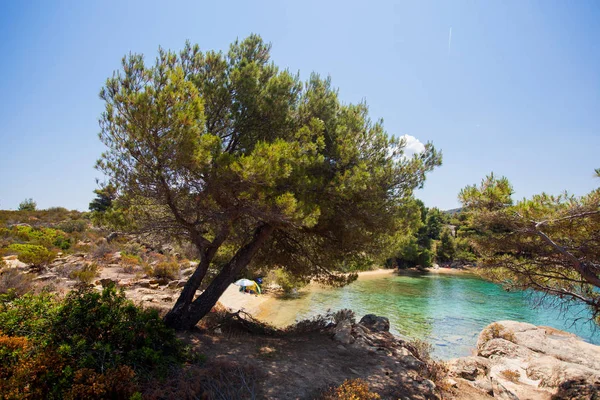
448;321;600;399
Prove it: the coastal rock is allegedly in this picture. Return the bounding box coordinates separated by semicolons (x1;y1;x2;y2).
359;314;390;332
452;321;600;400
552;379;600;400
491;376;519;400
447;356;490;381
471;378;494;395
333;320;355;344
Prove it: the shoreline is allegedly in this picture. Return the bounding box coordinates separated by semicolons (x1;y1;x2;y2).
217;268;395;319
217;266;475;323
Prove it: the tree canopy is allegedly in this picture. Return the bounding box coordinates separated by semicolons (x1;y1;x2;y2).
459;172;600;324
18;198;37;212
97;35;441;329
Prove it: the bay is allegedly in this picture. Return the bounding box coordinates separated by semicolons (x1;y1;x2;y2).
256;271;599;359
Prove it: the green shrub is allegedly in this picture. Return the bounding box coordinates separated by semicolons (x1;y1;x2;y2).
53;234;72;251
267;268;308;294
52;285;183;373
416;248;433;268
8;225;68;249
152;260;180;280
0;285;184;398
8;244;55;267
69;263;99;284
18;198;36;211
57;219;88;233
0;291;60;338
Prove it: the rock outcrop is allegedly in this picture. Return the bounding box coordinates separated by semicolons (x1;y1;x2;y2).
331;314;439;400
449;321;600;400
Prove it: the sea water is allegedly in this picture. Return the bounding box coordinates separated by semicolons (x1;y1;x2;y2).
257;271;599;359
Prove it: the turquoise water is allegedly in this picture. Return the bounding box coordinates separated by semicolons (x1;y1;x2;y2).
259;272;599;359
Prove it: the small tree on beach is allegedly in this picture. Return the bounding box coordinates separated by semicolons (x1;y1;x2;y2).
459;172;600;323
97;35;442;330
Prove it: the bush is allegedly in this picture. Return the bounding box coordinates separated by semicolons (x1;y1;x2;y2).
18;198;36;211
57;219;88;233
152;260;180;280
0;285;184;398
8;244;55;267
322;379;381;400
481;322;516;343
53;234;72;251
417;248;433;268
69;263;99;284
267;268;308;294
333;309;356;324
0;269;32;297
91;240;116;259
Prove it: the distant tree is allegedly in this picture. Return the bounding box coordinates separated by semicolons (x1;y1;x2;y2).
436;228;456;263
97;35;442;330
89;184;117;213
425;207;444;240
18;198;37;211
460;172;600;323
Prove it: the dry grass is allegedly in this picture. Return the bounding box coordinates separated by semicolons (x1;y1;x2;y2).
321;379;381;400
482;322;517;343
500;369;521;382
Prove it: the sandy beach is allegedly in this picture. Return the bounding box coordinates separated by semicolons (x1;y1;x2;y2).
422;266;475;275
217;268;396;322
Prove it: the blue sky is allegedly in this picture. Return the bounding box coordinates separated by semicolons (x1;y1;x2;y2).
1;0;598;211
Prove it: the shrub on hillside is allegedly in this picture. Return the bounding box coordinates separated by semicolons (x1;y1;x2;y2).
152;260;180;280
57;219;88;233
68;263;99;284
0;285;184;398
91;240;116;259
0;269;32;298
18;198;37;211
8;244;55;268
121;252;143;273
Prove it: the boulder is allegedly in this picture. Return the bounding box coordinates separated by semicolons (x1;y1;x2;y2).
137;280;152;288
167;279;187;289
471;378;494;395
359;314;390;332
149;278;170;286
552;379;600;400
453;321;600;400
447;356;490;381
333;320;355;345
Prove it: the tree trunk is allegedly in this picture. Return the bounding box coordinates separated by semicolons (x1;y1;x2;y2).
164;224;274;330
163;249;212;328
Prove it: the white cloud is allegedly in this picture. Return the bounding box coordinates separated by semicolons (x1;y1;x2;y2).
400;134;426;158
